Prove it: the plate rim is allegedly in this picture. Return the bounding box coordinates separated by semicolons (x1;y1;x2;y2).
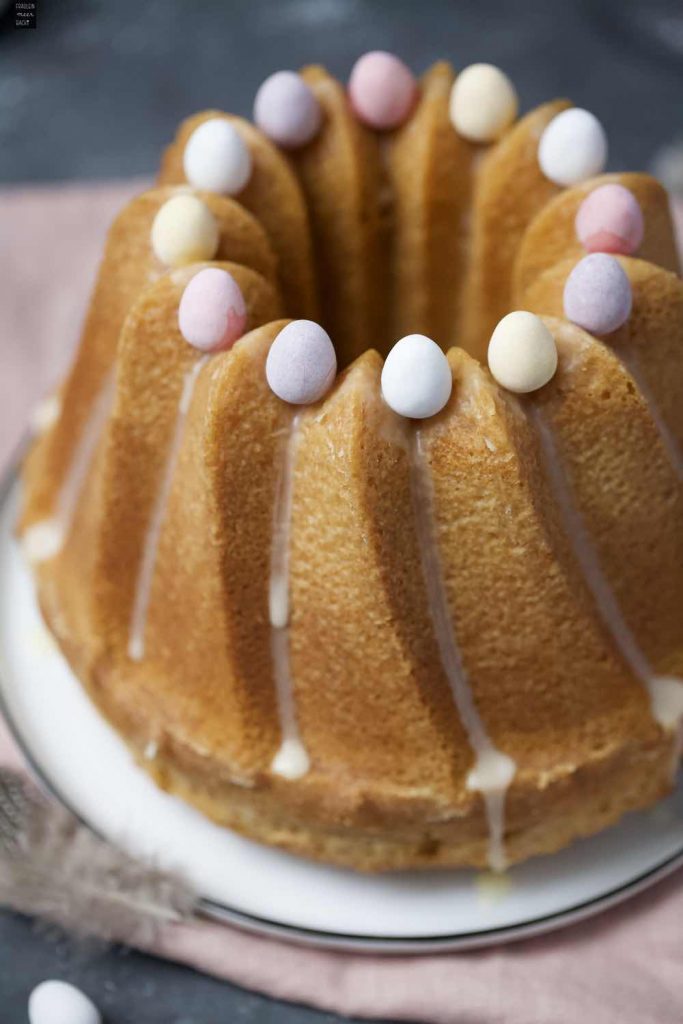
2;459;682;955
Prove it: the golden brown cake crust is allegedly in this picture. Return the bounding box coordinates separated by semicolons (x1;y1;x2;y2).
19;64;683;871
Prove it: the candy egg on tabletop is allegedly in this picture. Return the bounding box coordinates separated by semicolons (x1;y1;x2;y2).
538;108;608;186
449;63;518;143
183;117;252;195
254;70;323;148
151;193;220;267
178;267;247;352
266;320;337;404
575;183;644;255
563;253;633;335
348;50;418;130
381;334;452;419
28;980;101;1024
487;311;558;394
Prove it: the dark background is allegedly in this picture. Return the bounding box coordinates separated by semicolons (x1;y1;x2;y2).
1;0;682;1021
1;0;683;184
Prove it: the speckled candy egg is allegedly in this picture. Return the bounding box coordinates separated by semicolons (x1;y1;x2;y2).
488;311;558;393
178;267;247;352
183;118;252;195
348;51;418;130
29;980;101;1024
254;70;322;148
151;194;219;267
538;108;608;187
266;320;337;404
381;334;452;418
563;253;632;335
575;183;644;255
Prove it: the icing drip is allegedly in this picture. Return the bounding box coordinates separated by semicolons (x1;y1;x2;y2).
30;393;62;435
530;405;683;768
410;429;516;872
128;356;208;662
269;413;310;781
617;349;683;485
23;373;116;564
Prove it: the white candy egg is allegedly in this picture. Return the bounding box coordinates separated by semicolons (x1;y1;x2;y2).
381;334;452;419
538;108;608;187
29;980;101;1024
183;118;252;195
487;311;558;394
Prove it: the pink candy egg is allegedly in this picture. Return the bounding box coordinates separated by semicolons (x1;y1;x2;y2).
254;70;322;148
348;51;417;130
575;183;644;255
266;320;337;404
178;268;247;352
563;253;632;335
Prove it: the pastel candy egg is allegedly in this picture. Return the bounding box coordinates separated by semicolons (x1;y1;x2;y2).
575;183;644;255
488;311;558;393
266;320;337;404
183;118;252;195
563;253;632;334
29;980;101;1024
449;63;518;143
538;108;608;186
254;70;322;148
178;267;247;352
381;334;452;419
348;51;418;130
151;194;219;267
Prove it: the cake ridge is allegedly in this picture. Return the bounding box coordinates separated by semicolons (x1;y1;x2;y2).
269;410;310;780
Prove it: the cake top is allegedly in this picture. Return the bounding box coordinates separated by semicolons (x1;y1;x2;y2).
154;51;657;420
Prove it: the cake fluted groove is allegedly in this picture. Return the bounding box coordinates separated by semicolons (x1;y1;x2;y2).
22;370;116;564
525;317;683;752
459;99;570;361
409;425;516;872
269;411;311;780
128;354;209;661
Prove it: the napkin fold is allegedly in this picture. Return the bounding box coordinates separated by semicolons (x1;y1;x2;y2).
1;182;682;1023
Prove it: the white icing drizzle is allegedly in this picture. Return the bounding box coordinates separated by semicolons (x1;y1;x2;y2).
30;392;62;435
143;739;159;761
410;428;516;872
617;348;683;485
269;413;311;781
128;356;208;662
530;404;683;769
23;373;116;564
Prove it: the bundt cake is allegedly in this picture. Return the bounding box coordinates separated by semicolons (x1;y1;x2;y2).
18;53;683;872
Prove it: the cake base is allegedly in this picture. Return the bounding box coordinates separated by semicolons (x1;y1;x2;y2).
2;473;683;952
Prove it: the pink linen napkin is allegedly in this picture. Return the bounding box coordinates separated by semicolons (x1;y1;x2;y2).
1;182;683;1024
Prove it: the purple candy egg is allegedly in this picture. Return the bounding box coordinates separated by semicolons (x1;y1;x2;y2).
563;253;632;335
254;71;322;149
266;320;337;404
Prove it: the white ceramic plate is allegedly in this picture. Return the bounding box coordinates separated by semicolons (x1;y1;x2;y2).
1;473;683;953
